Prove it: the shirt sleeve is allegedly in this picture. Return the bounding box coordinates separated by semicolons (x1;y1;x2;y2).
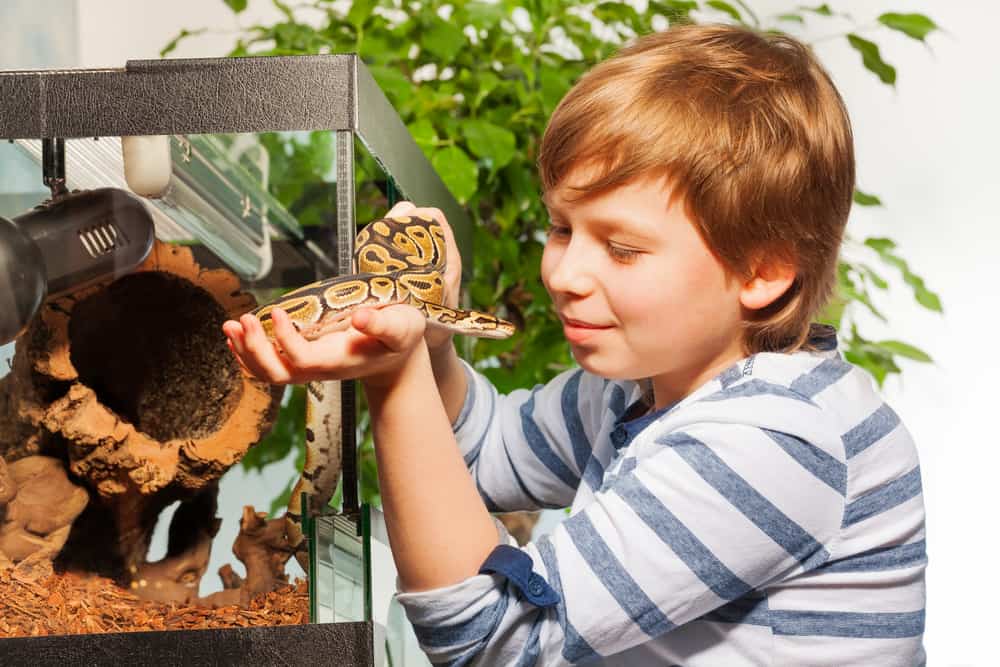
397;418;845;665
453;360;621;512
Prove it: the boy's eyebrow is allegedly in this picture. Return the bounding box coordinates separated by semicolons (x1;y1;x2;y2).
542;192;663;240
546;207;661;242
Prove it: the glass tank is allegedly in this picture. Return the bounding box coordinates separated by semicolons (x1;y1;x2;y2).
0;55;461;665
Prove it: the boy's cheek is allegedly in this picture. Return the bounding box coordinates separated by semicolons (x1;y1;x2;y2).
538;253;557;298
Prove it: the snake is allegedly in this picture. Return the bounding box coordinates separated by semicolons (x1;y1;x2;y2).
250;214;515;567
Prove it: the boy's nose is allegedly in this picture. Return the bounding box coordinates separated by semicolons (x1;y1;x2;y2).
544;244;596;297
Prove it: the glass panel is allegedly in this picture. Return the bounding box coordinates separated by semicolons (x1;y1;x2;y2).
313;511;369;624
1;60;463;665
0;131;342;635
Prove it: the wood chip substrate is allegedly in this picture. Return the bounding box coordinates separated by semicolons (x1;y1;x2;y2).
0;561;308;637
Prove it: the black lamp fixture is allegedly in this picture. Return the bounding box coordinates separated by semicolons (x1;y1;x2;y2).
0;138;154;345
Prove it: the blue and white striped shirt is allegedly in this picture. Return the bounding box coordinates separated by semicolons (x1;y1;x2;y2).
396;340;927;666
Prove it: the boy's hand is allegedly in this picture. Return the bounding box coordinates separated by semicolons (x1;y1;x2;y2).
222;201;460;387
383;201;462;356
223;303;427;388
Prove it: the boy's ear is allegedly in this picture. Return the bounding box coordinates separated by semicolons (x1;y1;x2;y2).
739;259;797;311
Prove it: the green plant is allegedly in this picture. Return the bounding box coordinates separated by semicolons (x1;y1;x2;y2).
166;0;942;501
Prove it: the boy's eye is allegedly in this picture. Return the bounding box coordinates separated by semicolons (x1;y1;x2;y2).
545;223;571;239
608;244;640;263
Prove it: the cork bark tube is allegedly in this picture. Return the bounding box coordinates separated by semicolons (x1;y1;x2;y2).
0;240;282;597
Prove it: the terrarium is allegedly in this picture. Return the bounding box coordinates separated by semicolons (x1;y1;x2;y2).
0;55;463;665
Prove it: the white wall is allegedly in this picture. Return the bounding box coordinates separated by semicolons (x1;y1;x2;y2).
74;0;288;66
31;1;1000;662
779;4;998;665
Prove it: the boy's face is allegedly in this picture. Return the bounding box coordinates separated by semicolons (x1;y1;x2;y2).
541;169;748;405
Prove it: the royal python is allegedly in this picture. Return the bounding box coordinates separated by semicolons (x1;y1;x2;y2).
251;214;515;566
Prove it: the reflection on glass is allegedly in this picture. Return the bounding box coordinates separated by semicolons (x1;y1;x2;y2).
15;134;304;280
315;513;366;624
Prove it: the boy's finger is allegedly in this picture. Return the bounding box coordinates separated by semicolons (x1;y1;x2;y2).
270;308;313;369
222;320;247;356
226;339;255;376
238;313;293;383
404;207;460;306
408;206;446;226
387;200;416;218
434;215;462;307
352;305;425;353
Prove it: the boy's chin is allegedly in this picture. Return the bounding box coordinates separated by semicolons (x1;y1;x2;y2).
570;349;644;381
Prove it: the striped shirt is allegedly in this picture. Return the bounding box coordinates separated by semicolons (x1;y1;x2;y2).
396;339;927;666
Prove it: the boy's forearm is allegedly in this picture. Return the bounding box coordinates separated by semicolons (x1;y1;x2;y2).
428;341;469;424
364;343;497;592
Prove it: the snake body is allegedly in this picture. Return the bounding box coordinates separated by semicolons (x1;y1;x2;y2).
251;215;515;565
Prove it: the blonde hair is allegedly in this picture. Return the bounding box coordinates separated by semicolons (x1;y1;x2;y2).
538;24;855;353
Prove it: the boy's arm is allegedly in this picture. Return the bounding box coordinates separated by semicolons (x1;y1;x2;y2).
428;342;468;424
363;340;499;590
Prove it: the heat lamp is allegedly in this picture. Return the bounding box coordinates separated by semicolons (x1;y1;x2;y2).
0;138;155;345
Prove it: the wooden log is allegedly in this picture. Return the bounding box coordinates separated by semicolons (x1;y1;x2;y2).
0;241;282;591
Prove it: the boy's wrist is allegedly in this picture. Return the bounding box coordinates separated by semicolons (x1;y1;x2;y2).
361;340;433;397
427;338;459;375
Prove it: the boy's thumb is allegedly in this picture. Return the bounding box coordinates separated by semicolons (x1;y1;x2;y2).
352;306;423;352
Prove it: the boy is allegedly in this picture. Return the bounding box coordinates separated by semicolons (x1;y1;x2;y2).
224;24;926;666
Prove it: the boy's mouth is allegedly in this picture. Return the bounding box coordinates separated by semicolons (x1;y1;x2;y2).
560;315;614;344
562;316;609;328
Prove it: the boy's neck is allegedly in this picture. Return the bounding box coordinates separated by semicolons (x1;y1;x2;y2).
649;341;747;411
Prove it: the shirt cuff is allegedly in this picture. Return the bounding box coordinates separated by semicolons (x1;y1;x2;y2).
478;544;560;608
394;517;556;630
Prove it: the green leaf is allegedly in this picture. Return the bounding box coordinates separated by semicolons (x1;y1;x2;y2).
504;160;538;213
421;17;467;63
878;13;939;42
368;64;412;104
777;13;804;23
407;117;439;152
847;34;896;86
431;145;479;203
470;71;502;111
875;340;933;363
225;0;248;13
594;2;641;25
818;296;845;329
853;189;883;206
912;282;943;312
272;0;294;21
160;28;206;57
462;119;517;170
706;0;742;22
801;4;833;16
858;263;889;290
864;237;943;313
650;0;698;20
347;0;377;29
242;385;305;473
841;282;886;322
538;67;572;116
864;237;896;254
465;1;506;30
844;347;896;386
